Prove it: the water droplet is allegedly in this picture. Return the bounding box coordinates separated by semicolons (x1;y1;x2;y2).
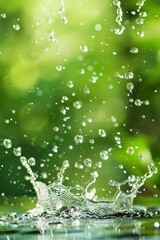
84;158;92;168
114;72;124;79
5;119;10;124
118;164;124;169
79;68;85;74
63;160;69;168
126;82;134;92
81;121;86;127
84;87;90;94
13;24;20;30
126;146;135;155
95;24;102;31
130;47;139;54
67;80;74;88
49;31;57;43
98;129;106;137
135;99;142;106
12;109;16;114
88;118;93;123
100;150;109;160
74;162;84;169
20;156;27;164
139;154;144;160
90;76;98;83
28;157;36;166
1;13;6;18
154;222;160;228
74;135;83;144
137;31;144;38
56;65;63;71
92;171;99;178
131;11;136;15
148;163;157;174
144;100;150;105
139;11;147;18
96;161;102;168
136;18;144;25
112;51;117;55
3;139;12;149
41;172;48;179
52;146;58;152
61;108;66;115
115;26;125;35
59;0;68;24
53;127;59;132
129;98;134;103
125;71;134;79
62;96;69;101
13;147;22;156
80;45;88;53
89;139;94;144
73;101;82;109
113;0;125;35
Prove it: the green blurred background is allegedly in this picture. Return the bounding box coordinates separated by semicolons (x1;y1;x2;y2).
0;0;160;204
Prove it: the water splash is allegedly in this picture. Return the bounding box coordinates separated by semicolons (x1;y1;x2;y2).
1;0;158;223
113;0;147;35
29;161;158;219
136;0;146;13
59;0;68;24
3;139;156;219
112;0;125;35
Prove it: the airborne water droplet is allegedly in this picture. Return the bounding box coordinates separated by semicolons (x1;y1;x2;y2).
53;126;59;132
73;101;82;109
59;0;68;24
89;139;94;144
74;135;83;144
95;24;102;31
139;154;145;160
84;87;90;94
56;65;64;71
113;0;125;35
13;147;22;156
136;18;144;25
28;157;36;166
137;31;144;38
67;80;74;88
84;158;92;168
80;45;88;53
126;146;135;155
135;99;142;106
1;13;6;18
126;82;134;92
100;150;109;160
49;31;57;43
130;47;139;54
131;11;136;16
98;129;106;137
3;139;12;149
139;11;147;18
13;24;20;30
125;71;134;79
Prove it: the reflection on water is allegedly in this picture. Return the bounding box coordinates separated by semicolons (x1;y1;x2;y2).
0;206;160;239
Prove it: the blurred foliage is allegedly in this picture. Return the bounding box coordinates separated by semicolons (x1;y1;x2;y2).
0;0;160;201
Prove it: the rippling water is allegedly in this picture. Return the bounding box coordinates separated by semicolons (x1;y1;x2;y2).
0;204;160;239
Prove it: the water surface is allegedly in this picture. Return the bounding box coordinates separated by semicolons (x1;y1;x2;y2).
1;198;160;239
